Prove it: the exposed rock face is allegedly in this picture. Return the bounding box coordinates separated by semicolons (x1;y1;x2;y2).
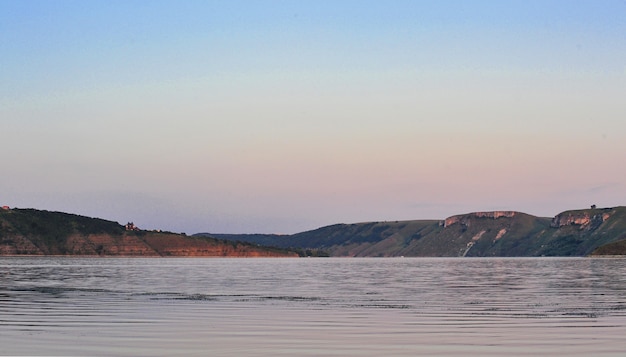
444;211;516;228
0;233;41;255
140;234;298;257
550;210;612;229
494;228;507;241
65;233;161;256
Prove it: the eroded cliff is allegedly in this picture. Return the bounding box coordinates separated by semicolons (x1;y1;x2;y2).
443;211;517;227
550;208;613;229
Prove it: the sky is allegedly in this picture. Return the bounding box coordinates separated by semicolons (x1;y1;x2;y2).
1;0;625;234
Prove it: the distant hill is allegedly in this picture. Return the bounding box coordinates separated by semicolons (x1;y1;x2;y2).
4;206;624;258
199;207;626;257
0;208;297;257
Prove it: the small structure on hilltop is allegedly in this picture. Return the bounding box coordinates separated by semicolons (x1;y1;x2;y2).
1;206;10;210
125;222;140;231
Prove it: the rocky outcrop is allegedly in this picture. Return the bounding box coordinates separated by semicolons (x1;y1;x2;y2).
141;233;298;257
0;234;42;255
443;211;516;227
550;209;613;229
494;228;507;241
64;233;162;256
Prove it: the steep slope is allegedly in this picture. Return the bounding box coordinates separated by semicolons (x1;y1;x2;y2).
0;208;297;257
201;207;626;257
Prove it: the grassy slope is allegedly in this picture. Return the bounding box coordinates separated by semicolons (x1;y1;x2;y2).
203;207;626;257
299;220;441;257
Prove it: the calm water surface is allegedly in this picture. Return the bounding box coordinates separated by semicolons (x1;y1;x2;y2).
1;257;626;356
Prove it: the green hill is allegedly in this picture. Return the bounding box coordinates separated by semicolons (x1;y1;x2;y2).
0;208;297;257
201;207;626;257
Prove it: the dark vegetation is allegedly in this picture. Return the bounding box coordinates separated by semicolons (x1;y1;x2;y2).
0;209;124;254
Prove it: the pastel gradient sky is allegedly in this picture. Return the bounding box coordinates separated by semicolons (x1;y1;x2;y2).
2;1;625;234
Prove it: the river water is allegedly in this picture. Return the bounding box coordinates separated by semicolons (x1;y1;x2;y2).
1;257;626;356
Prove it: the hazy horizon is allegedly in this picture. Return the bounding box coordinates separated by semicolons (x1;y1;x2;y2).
2;1;625;234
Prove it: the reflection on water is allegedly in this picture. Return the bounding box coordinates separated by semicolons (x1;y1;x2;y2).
1;257;626;356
